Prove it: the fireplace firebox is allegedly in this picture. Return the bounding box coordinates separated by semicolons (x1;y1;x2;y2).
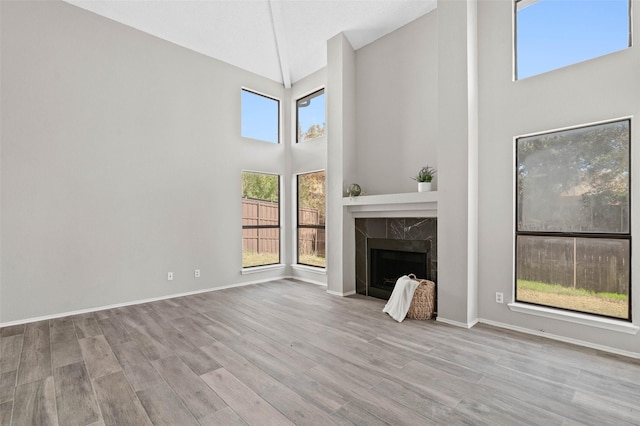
367;238;431;300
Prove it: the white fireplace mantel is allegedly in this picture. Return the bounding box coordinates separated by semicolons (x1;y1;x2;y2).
342;191;437;218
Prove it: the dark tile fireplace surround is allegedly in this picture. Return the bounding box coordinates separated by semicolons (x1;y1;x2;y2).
355;217;437;297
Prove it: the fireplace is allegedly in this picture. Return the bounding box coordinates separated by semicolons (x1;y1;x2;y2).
367;238;431;300
355;217;437;298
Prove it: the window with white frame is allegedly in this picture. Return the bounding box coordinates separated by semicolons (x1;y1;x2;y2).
515;119;631;320
296;89;325;143
241;89;279;143
297;171;326;267
515;0;631;80
242;171;280;267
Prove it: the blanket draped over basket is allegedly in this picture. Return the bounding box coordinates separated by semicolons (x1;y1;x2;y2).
383;274;436;322
382;275;419;322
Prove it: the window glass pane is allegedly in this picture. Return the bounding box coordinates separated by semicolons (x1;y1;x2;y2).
298;229;326;267
516;235;629;319
297;171;326;267
517;120;629;233
297;89;325;142
242;172;279;267
516;0;630;80
242;172;279;205
243;231;280;267
298;171;325;226
241;89;279;143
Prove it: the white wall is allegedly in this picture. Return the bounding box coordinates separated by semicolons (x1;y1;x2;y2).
354;11;438;195
326;33;357;296
436;0;479;326
0;0;289;323
477;0;640;355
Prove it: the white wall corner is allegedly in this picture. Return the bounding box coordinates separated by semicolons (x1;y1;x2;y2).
326;33;356;296
466;0;480;324
436;0;477;324
436;316;479;329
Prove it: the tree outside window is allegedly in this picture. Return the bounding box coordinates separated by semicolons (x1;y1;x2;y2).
515;119;630;320
242;172;280;267
297;89;325;143
297;171;326;267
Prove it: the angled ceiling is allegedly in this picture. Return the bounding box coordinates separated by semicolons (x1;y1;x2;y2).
62;0;437;87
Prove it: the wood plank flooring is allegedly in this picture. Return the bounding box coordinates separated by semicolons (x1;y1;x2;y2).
1;279;639;425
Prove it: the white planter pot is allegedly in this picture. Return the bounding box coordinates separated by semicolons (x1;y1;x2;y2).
418;182;432;192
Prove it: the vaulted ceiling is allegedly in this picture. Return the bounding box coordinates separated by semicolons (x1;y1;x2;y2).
63;0;437;87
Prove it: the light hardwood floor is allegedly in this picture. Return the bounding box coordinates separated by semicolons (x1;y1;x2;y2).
1;279;639;425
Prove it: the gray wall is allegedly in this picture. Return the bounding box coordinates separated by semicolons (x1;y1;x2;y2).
327;33;357;296
477;0;640;353
1;0;289;322
436;0;478;326
354;11;438;195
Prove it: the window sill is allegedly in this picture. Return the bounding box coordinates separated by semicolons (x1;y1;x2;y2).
508;302;639;335
292;264;326;275
241;264;285;275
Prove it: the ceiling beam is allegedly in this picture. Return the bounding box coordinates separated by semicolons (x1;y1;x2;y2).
268;0;291;88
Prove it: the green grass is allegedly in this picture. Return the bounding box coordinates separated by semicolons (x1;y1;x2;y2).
298;253;325;268
517;279;628;318
517;280;627;301
242;251;279;268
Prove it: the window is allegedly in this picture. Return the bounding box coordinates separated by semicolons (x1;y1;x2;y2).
515;0;631;80
242;172;280;267
241;89;279;143
297;171;326;267
297;89;325;143
515;119;630;320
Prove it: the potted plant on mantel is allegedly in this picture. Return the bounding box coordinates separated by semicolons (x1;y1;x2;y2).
412;166;436;192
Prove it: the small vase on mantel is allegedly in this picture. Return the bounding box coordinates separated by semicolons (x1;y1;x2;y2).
418;182;432;192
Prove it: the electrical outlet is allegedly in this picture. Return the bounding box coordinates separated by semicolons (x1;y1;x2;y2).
194;269;200;278
495;292;504;304
168;272;173;281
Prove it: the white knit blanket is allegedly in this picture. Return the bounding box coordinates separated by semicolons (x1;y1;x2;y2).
382;275;419;322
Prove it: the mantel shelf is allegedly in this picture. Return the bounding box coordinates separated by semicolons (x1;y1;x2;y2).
342;191;438;218
342;191;438;206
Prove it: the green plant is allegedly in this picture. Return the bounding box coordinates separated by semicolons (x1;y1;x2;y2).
411;166;436;183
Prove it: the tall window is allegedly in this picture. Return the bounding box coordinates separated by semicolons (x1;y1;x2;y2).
515;119;630;320
241;89;279;143
297;171;326;267
297;89;325;143
242;172;280;267
515;0;631;80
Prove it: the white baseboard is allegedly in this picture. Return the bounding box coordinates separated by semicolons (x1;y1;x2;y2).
0;277;288;328
283;275;328;287
479;318;640;360
436;316;479;329
326;289;356;297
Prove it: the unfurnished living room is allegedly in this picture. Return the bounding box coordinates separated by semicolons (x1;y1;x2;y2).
1;0;639;425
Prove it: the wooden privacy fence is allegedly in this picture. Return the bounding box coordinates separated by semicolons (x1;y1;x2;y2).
242;199;279;254
298;206;326;257
517;237;629;295
242;199;324;256
298;228;326;257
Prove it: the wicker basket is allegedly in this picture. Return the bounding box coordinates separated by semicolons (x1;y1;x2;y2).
406;274;436;320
